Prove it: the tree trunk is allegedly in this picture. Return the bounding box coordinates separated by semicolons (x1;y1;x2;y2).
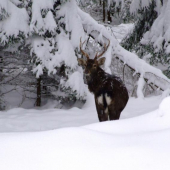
107;7;112;23
0;55;3;81
36;76;41;106
103;0;106;22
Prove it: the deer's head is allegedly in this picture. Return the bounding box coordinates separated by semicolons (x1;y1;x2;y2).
78;38;110;79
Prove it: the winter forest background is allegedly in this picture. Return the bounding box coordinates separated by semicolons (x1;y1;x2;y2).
0;0;170;110
1;0;170;170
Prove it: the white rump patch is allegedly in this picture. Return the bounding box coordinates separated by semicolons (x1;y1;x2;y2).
105;94;112;105
97;95;103;105
104;107;108;114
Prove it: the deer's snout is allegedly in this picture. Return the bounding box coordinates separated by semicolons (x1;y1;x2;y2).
85;69;90;75
85;72;90;78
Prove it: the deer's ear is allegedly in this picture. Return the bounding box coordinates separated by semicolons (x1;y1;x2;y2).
98;57;106;66
78;58;87;66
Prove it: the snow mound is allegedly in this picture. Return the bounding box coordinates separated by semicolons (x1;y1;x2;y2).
159;97;170;116
0;97;170;170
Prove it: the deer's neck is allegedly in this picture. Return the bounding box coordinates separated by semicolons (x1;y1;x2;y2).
87;67;105;93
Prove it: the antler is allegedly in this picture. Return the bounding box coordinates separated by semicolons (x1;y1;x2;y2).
80;38;89;59
94;39;110;60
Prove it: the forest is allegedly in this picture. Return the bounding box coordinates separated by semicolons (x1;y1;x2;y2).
0;0;170;170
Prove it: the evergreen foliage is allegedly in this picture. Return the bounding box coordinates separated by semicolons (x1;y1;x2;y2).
121;0;157;52
0;0;86;109
121;0;170;78
78;0;133;24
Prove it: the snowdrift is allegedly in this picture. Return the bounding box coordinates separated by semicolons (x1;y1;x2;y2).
0;97;170;170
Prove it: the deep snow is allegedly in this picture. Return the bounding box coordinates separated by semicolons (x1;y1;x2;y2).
1;2;170;168
0;90;163;132
0;94;170;170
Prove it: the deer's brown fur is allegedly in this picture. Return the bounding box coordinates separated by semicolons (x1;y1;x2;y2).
78;39;129;121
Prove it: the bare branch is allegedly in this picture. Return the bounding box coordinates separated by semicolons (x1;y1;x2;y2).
0;87;16;96
0;68;24;85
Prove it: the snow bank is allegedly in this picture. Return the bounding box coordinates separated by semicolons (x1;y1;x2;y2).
0;97;170;170
85;97;170;134
159;97;170;116
0;92;163;132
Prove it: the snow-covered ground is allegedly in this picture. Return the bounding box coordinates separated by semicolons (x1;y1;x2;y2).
0;91;163;132
0;92;170;170
1;21;170;169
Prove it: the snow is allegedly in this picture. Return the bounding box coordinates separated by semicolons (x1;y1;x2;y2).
130;0;151;13
64;71;87;99
44;11;57;33
57;0;86;48
159;96;170;116
1;0;170;104
0;94;170;170
30;0;54;34
130;0;140;14
141;0;150;8
141;0;170;55
0;0;9;18
55;34;78;70
31;33;79;77
155;0;162;14
114;46;170;91
31;37;53;77
110;23;134;43
0;0;29;44
0;91;164;132
77;7;170;93
137;75;145;98
1;2;170;169
28;0;87;100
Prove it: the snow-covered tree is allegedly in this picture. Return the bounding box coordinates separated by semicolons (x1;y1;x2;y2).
122;0;170;79
0;0;30;110
140;0;170;78
0;0;88;108
79;0;133;24
1;0;170;109
0;0;29;46
28;0;87;106
121;0;158;50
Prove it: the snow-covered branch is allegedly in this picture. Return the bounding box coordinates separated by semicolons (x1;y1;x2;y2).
77;8;170;92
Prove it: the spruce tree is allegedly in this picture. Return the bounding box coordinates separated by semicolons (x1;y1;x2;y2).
1;0;87;108
28;0;87;106
121;0;157;52
122;0;170;78
0;0;29;110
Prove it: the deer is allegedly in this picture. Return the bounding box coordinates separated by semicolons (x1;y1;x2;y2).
78;38;129;122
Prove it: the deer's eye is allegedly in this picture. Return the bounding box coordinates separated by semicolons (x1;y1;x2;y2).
93;64;97;67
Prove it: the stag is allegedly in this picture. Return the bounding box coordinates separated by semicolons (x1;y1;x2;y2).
78;38;129;122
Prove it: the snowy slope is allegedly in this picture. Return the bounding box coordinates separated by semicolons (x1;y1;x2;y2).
0;97;170;170
0;90;163;132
